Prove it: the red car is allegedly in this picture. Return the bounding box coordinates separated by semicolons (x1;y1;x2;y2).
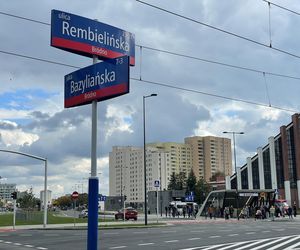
115;207;138;220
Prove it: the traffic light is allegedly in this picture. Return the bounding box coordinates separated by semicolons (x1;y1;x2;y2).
11;191;17;200
124;195;127;201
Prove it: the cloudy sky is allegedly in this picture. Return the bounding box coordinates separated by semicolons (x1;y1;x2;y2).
0;0;300;198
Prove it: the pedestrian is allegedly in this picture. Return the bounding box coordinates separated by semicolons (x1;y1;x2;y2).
293;202;297;217
165;206;168;217
224;206;229;220
288;206;293;219
208;205;213;219
270;205;275;221
183;206;186;218
229;205;234;218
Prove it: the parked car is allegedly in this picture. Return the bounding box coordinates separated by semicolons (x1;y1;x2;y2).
79;209;88;218
115;207;138;220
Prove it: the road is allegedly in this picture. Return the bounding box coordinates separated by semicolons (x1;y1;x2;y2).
0;218;299;249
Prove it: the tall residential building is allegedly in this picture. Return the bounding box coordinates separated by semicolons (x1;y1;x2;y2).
0;183;16;200
109;146;170;205
185;136;232;182
148;142;192;178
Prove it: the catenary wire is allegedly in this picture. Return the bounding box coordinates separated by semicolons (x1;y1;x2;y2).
0;49;297;113
135;0;300;59
1;10;300;81
138;45;300;81
262;0;300;16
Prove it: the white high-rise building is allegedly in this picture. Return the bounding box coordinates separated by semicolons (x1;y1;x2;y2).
109;146;170;204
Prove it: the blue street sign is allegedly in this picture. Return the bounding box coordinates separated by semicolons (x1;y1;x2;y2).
51;10;135;65
154;180;160;188
98;195;106;202
64;56;129;108
185;195;194;202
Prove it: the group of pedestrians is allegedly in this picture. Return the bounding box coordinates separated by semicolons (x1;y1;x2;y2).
164;205;198;219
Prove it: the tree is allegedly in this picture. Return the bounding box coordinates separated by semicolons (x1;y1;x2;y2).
195;178;212;205
54;195;72;208
18;190;40;210
167;172;177;190
186;169;197;194
176;172;186;190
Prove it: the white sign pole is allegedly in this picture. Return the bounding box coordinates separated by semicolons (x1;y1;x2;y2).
156;187;159;223
13;200;16;230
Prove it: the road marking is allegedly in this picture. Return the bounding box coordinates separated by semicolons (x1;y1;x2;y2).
209;235;220;238
13;243;22;246
19;234;33;237
228;234;239;236
24;245;34;248
36;248;48;250
109;246;127;249
4;241;12;244
251;235;294;250
262;230;271;233
165;240;179;243
266;236;300;250
138;243;154;246
188;238;201;241
245;232;255;234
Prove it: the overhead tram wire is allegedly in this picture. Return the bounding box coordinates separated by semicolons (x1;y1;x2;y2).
135;0;300;60
1;11;300;81
262;0;300;16
130;77;297;114
0;49;297;114
137;45;300;81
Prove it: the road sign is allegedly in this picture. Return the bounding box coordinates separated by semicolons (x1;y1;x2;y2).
185;195;194;202
98;195;106;202
71;191;79;200
64;56;129;108
154;180;160;188
51;10;135;65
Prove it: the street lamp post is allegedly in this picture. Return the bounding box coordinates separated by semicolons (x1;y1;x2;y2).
223;131;244;220
143;93;157;225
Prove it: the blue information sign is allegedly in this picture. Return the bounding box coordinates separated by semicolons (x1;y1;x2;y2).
51;10;135;65
64;56;129;108
98;195;106;202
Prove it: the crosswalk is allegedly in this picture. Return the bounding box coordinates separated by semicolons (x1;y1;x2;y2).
180;235;300;250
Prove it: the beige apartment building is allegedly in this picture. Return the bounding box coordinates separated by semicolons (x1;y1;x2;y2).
148;142;192;178
109;146;170;204
109;137;232;203
184;136;232;182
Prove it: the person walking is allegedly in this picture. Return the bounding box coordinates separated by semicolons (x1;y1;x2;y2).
270;205;275;221
293;202;297;217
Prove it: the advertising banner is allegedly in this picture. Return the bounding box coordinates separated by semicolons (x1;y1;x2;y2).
51;10;135;65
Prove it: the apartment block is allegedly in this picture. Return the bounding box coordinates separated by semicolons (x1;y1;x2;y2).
109;146;170;204
185;136;232;182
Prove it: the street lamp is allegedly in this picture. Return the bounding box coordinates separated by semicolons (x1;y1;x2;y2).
223;131;244;220
143;93;157;225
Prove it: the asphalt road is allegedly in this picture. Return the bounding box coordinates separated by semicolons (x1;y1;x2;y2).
0;218;299;249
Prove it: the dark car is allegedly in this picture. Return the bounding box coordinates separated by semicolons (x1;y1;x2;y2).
115;207;138;220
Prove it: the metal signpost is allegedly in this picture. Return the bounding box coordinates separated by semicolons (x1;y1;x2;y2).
51;10;135;65
71;191;79;227
51;9;134;250
154;180;160;223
